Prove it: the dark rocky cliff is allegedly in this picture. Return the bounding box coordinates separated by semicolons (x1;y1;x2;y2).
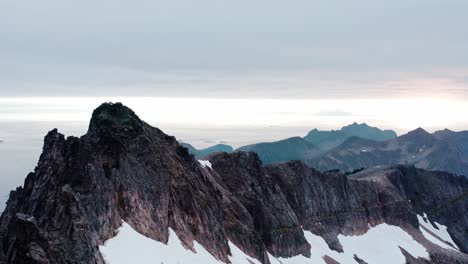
0;103;231;263
0;103;467;264
267;163;468;255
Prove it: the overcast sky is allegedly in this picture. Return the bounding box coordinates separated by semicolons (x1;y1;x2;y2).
1;0;467;99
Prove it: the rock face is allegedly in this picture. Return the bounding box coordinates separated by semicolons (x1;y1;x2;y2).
208;152;310;260
309;128;468;178
0;103;467;264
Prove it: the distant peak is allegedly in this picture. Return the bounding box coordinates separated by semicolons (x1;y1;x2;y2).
88;102;144;135
339;122;397;141
403;127;433;139
440;128;454;133
342;122;369;129
412;127;428;134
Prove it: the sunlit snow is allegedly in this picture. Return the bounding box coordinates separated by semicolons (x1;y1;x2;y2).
99;222;259;264
417;213;459;251
198;160;213;169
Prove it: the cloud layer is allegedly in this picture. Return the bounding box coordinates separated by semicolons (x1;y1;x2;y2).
1;0;468;98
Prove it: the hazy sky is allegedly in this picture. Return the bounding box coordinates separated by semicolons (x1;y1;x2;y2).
1;1;468;131
1;0;468;98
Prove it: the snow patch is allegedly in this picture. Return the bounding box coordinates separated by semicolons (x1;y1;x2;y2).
337;224;428;264
99;222;259;264
417;213;459;251
268;224;428;264
228;241;262;264
198;160;213;169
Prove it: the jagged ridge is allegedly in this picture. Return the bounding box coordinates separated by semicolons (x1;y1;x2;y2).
0;103;467;264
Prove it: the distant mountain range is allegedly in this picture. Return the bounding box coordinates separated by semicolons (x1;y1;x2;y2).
234;123;398;165
303;122;397;151
180;142;233;159
181;122;468;178
308;127;468;177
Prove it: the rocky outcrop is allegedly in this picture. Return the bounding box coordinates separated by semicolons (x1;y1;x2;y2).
0;103;467;264
208;152;310;259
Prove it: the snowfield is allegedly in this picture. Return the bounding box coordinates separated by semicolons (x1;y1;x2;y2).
417;213;459;251
100;222;433;264
99;222;259;264
269;224;428;264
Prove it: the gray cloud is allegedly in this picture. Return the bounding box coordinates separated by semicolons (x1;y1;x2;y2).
1;0;468;98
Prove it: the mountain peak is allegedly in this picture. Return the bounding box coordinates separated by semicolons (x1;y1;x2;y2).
408;127;429;135
342;122;371;130
353;122;365;126
432;128;457;140
437;128;454;134
340;122;397;141
88;102;143;135
399;127;435;143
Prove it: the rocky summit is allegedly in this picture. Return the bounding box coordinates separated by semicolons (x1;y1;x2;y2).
0;103;467;264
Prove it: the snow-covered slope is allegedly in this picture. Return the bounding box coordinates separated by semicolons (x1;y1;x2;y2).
269;224;428;264
99;222;260;264
417;213;459;251
101;222;430;264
